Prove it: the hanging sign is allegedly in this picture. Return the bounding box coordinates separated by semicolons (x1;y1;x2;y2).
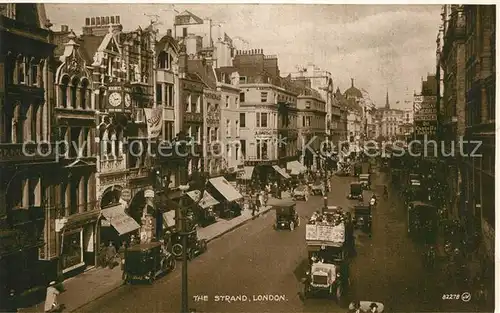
144;107;163;138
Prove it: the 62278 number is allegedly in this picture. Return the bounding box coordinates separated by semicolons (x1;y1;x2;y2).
442;294;460;300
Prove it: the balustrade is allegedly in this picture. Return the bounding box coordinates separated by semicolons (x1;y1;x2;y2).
99;156;126;173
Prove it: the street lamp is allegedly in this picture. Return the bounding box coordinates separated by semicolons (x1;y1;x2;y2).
177;184;191;313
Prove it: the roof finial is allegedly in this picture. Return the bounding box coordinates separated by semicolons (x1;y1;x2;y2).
351;78;354;88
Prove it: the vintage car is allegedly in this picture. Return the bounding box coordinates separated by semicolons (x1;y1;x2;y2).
303;245;350;302
269;198;300;230
359;174;371;190
310;179;325;195
292;185;310;201
171;230;208;260
353;204;372;234
347;182;363;201
123;242;176;284
349;301;385;312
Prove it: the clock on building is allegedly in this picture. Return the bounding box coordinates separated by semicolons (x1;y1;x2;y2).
124;93;131;107
109;92;122;107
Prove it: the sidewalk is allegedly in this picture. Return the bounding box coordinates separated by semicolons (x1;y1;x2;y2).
19;204;273;313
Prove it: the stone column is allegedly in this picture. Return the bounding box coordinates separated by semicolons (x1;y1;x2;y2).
78;176;85;213
87;173;95;211
34;177;41;206
78;127;85;158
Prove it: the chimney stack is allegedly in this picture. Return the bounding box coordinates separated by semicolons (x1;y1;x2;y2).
61;25;69;32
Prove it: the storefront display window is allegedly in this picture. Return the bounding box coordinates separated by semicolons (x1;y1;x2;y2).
62;230;83;271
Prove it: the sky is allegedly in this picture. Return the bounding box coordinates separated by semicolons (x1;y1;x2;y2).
45;3;442;109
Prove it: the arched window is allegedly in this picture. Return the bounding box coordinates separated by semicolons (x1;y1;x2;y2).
98;88;105;110
70;77;79;108
5;54;15;85
80;79;89;109
157;51;168;69
17;55;26;84
60;76;70;107
30;57;39;86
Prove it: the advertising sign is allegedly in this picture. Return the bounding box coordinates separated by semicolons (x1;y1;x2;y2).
144;107;163;138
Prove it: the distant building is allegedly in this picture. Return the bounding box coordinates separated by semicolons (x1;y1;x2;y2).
374;91;407;141
173;10;234;68
343;79;363;144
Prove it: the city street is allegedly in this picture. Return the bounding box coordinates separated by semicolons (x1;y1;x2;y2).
77;170;477;313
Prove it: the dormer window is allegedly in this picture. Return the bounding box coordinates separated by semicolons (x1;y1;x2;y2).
157;51;171;70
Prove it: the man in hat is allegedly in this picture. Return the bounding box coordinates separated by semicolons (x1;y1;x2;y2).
44;281;60;312
368;302;380;313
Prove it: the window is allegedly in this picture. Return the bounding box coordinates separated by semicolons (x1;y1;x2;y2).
306;101;311;108
186;94;191;112
240;140;246;158
164;121;174;141
239;113;246;127
31;61;38;86
107;56;113;76
194;96;200;113
167;84;174;107
235;143;240;161
18;58;26;84
157;51;171;69
261;113;268;127
156;83;162;104
226;144;231;158
235;96;239;108
261;92;268;103
239;92;245;102
214;127;219;140
182;27;188;37
226;120;231;137
225;96;229;108
239;76;247;84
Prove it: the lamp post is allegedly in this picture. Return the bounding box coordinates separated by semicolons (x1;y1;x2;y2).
322;141;329;214
177;184;190;313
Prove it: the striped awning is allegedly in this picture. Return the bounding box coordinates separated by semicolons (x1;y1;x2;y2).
209;177;243;202
272;165;291;179
186;190;219;209
238;166;254;180
286;161;306;175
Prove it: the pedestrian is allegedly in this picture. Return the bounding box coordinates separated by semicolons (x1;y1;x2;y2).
106;241;117;269
44;281;60;313
97;242;106;268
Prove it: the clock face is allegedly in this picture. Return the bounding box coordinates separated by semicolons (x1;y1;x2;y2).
124;94;131;107
109;92;122;107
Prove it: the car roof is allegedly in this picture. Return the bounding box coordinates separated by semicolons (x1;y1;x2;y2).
127;242;162;251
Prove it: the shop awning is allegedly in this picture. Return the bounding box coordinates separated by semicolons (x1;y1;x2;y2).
272;165;291;179
238;166;254;180
163;211;176;228
186;190;219;209
286;161;306;175
209;177;243;202
101;204;140;235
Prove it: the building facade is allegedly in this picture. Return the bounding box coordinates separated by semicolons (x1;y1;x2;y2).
52;29;98;274
462;5;495;262
0;2;59;296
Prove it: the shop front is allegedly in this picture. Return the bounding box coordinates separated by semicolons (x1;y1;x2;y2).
186;190;219;227
207;177;244;218
99;202;141;249
60;210;99;275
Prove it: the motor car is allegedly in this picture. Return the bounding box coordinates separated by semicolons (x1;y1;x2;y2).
292;185;309;201
123;242;176;284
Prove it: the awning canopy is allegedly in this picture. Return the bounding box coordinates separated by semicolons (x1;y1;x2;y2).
286;161;306;175
272;165;291;179
162;211;176;228
186;190;219;209
209;177;243;202
238;166;254;180
101;204;140;235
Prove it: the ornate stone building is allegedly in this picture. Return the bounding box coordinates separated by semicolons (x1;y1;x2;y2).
0;2;59;298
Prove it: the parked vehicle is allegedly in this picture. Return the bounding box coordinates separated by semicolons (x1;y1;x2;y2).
123;242;176;284
171;231;208;260
311;179;325;195
292;185;310;201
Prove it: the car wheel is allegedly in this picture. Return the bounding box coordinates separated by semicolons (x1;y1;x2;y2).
172;244;183;257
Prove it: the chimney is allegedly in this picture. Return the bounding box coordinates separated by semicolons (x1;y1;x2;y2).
167;29;172;37
61;25;69;32
351;78;354;87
